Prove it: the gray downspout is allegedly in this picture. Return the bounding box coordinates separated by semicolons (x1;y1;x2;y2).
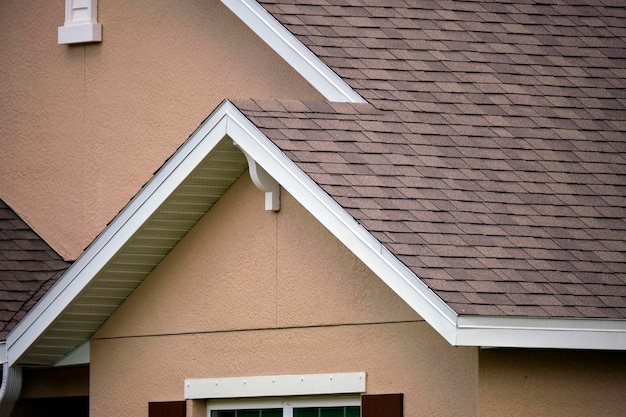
0;362;22;417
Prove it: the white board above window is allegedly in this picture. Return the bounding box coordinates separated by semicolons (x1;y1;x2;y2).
185;372;366;400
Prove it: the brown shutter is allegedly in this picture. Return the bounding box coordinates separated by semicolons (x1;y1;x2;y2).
148;401;186;417
362;394;403;417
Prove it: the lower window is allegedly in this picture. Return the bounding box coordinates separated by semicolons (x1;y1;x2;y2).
209;397;360;417
212;410;281;417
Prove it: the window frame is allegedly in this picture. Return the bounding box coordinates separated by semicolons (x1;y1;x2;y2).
207;395;361;417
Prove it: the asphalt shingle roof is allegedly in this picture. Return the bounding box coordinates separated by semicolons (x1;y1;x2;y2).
0;200;70;340
234;0;626;318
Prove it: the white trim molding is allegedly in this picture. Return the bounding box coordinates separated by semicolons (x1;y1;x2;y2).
221;0;365;104
185;372;366;400
236;145;281;211
58;0;102;44
456;316;626;350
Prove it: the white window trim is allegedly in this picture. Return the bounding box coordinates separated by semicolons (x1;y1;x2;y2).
185;372;366;400
208;396;361;417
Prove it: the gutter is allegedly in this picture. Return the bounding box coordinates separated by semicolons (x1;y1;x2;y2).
0;343;22;417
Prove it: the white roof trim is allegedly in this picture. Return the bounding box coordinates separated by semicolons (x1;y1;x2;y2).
221;0;366;104
6;112;231;366
7;101;625;363
185;372;366;399
456;316;626;350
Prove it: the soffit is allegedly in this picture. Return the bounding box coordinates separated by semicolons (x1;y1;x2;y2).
18;139;247;365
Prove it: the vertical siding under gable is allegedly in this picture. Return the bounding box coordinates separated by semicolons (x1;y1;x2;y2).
90;174;479;416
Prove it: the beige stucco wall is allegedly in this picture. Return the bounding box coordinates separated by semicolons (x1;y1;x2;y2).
91;174;479;416
479;349;626;417
0;0;322;260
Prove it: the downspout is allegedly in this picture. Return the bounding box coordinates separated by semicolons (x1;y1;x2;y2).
0;343;22;417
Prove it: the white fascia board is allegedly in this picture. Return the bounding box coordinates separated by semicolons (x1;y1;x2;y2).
185;372;366;399
222;101;459;344
456;316;626;350
0;343;6;364
6;109;232;366
221;0;366;104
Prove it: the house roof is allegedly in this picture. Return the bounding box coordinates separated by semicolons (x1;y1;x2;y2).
4;0;626;365
233;97;626;319
226;0;626;319
257;0;626;113
0;200;70;340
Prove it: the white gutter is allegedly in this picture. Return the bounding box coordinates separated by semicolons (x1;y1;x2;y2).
456;315;626;350
0;343;21;417
221;0;366;103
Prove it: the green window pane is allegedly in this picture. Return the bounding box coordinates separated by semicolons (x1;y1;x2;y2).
238;410;261;417
260;409;283;417
212;409;281;417
212;412;236;417
294;406;360;417
320;407;344;417
294;408;319;417
345;406;359;417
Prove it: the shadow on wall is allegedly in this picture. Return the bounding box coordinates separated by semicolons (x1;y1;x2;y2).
12;396;88;417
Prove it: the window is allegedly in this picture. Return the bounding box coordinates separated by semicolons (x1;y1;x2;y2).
208;396;360;417
182;373;402;417
212;410;281;417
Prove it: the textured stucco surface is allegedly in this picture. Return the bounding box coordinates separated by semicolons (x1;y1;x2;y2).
91;175;478;416
479;349;626;417
0;0;322;260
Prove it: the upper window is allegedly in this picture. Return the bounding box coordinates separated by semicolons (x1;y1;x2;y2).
208;396;360;417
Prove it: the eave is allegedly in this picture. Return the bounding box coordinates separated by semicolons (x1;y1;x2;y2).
6;106;248;366
7;100;625;367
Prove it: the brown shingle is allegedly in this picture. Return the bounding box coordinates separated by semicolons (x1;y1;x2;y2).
238;0;626;319
0;199;70;340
